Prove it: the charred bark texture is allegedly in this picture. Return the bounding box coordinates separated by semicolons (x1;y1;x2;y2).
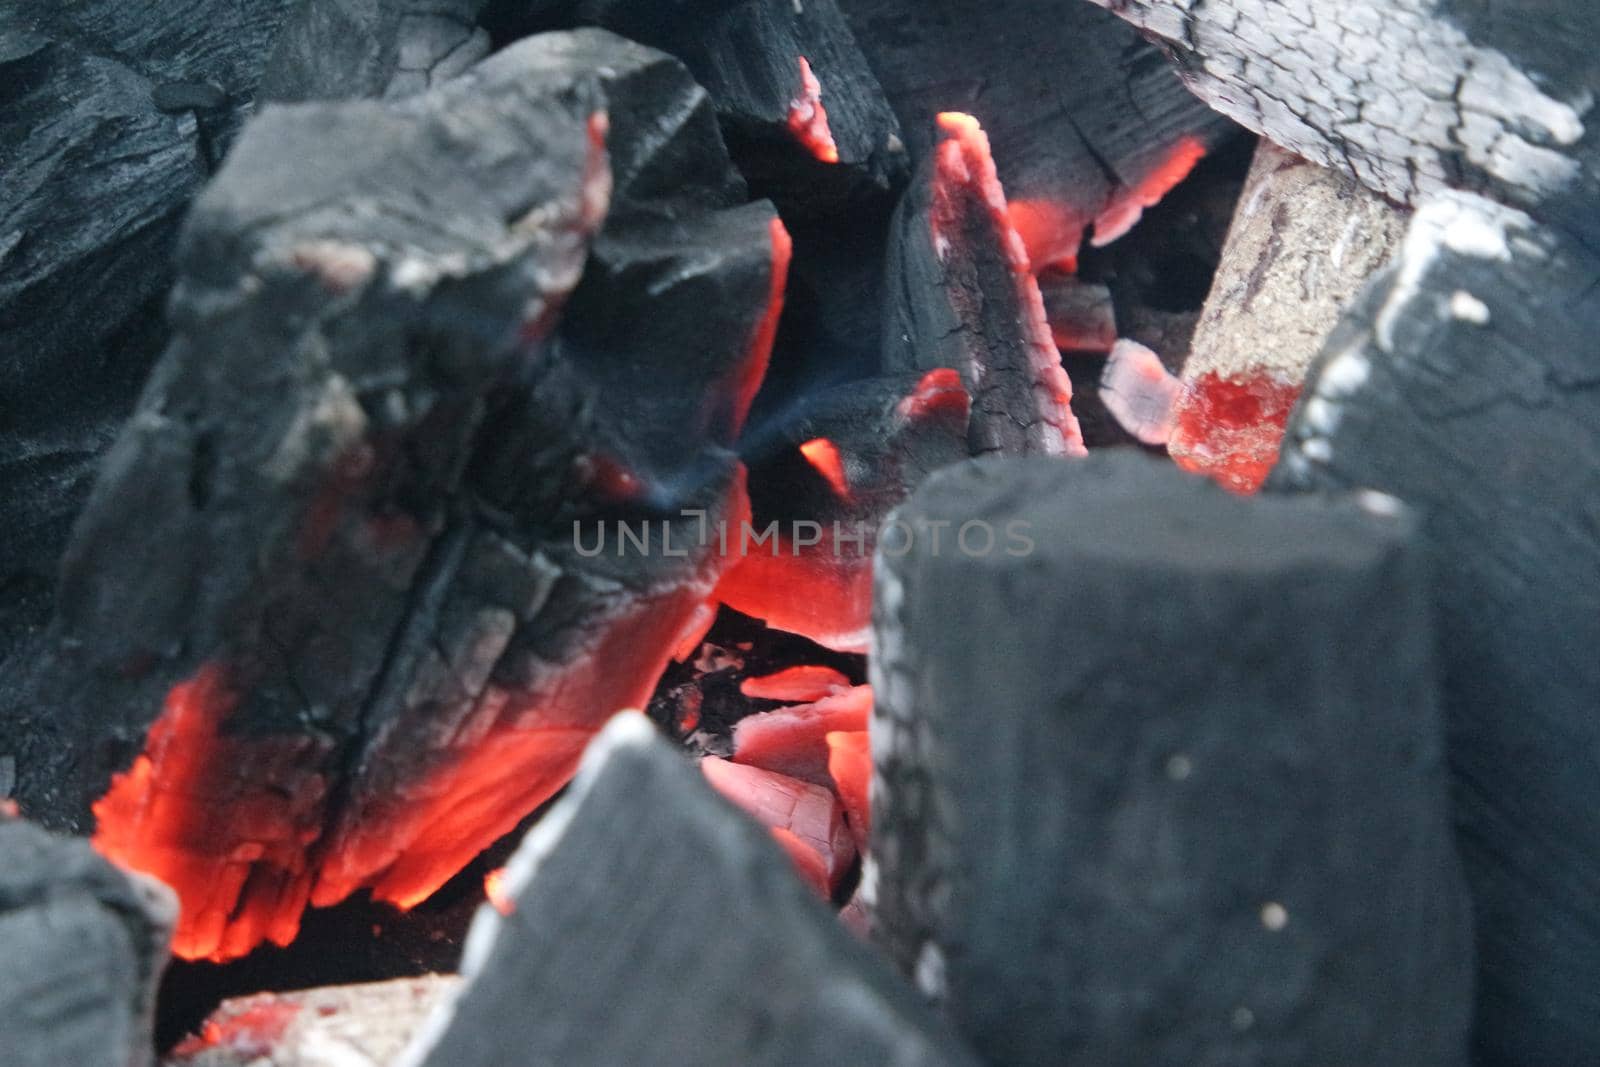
1;817;176;1067
1082;0;1600;245
404;715;980;1067
870;453;1474;1066
1271;191;1600;1065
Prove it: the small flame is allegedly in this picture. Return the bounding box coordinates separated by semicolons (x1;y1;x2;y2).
798;437;851;500
484;866;515;916
787;57;840;164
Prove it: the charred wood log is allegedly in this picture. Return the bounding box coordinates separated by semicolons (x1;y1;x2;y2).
1270;191;1600;1065
1;817;177;1067
1082;0;1600;245
574;0;908;217
16;31;784;964
841;0;1239;267
1170;141;1407;493
401;714;980;1067
883;114;1085;457
261;0;491;102
869;452;1474;1066
0;2;297;692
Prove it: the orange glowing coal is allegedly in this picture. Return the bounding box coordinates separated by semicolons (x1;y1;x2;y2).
483;866;515;916
92;663;329;962
1168;370;1303;494
897;368;971;424
786;56;840;164
1092;136;1208;247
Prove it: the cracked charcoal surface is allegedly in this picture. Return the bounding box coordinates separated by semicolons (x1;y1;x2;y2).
1271;190;1600;1065
870;452;1473;1066
1082;0;1599;245
406;716;980;1067
1;817;177;1067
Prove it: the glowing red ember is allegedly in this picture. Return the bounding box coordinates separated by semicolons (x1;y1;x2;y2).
483;867;514;916
732;684;871;785
92;663;329;962
825;729;871;852
786;56;840;164
1168;370;1302;494
799;437;851;500
1091;136;1208;246
739;665;852;703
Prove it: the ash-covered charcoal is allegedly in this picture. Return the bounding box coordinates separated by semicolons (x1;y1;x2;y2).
0;2;297;707
1;817;177;1067
1271;191;1600;1065
883;114;1085;458
1081;0;1600;246
1169;142;1406;494
1099;340;1181;447
720;369;970;652
261;0;491;102
870;453;1473;1066
165;976;460;1067
574;0;907;216
22;31;779;964
842;0;1238;268
400;715;979;1067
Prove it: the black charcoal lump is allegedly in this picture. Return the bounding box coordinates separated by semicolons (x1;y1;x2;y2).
0;818;176;1067
1272;190;1600;1066
404;714;980;1067
869;451;1474;1066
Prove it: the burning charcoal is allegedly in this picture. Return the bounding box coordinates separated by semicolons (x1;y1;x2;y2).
575;0;907;215
166;976;460;1067
1080;0;1599;244
702;756;857;895
400;714;978;1067
883;114;1086;458
1169;142;1406;493
1;818;176;1067
1271;191;1600;1064
1099;340;1181;447
23;31;780;963
870;452;1473;1066
0;3;296;711
732;684;872;785
721;369;970;651
740;665;852;703
1039;273;1118;354
825;729;871;852
842;0;1237;268
261;0;491;101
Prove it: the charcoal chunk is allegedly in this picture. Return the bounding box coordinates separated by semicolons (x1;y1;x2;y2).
1271;191;1600;1065
576;0;907;216
17;31;780;964
842;0;1239;266
403;714;979;1067
0;818;176;1067
870;452;1473;1066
